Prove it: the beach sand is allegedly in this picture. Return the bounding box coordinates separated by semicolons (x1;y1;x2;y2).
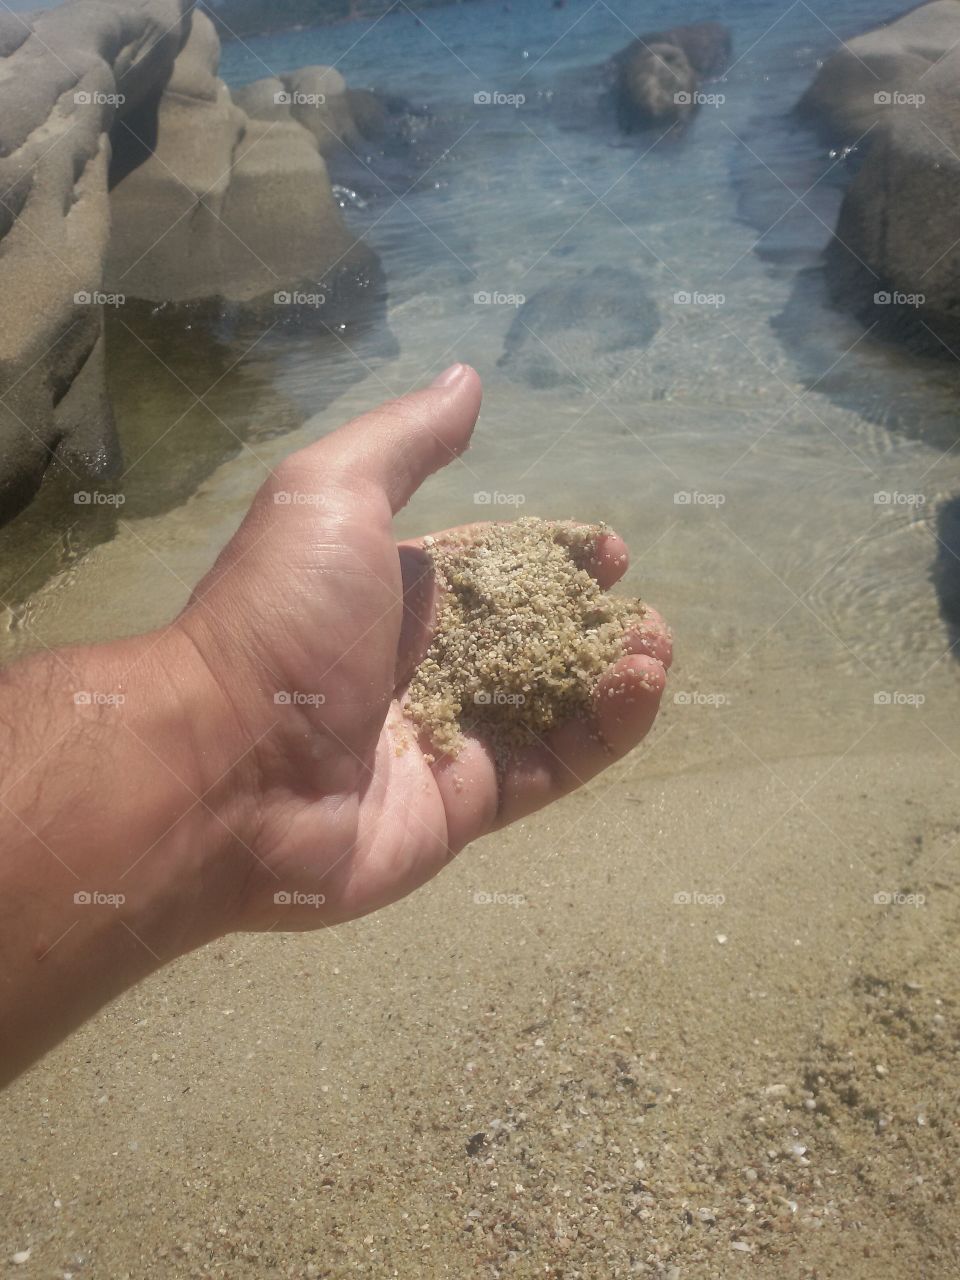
2;740;957;1278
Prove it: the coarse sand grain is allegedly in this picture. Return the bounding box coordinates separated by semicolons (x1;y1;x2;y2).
404;518;646;759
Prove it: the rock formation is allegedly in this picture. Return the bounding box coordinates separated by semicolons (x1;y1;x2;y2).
0;0;382;527
799;2;960;352
497;267;661;393
612;22;731;133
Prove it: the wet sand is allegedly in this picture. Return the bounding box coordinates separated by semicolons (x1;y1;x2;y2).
2;741;958;1278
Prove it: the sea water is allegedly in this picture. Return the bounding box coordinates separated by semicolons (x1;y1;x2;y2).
1;0;957;774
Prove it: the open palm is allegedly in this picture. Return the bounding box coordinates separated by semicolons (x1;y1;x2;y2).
176;365;671;931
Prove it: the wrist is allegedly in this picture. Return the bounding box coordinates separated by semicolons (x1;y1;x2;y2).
2;624;259;958
0;624;262;1081
116;622;264;952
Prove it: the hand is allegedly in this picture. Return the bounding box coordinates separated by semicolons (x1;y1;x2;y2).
177;365;672;931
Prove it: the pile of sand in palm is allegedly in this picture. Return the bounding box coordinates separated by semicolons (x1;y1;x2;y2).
403;517;646;759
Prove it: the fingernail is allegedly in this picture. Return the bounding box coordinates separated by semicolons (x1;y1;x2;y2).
430;363;465;388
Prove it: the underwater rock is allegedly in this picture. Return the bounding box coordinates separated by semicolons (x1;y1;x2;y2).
612;22;731;133
497;267;661;393
613;41;696;132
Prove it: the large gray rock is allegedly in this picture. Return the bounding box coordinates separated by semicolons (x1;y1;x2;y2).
0;0;192;526
0;1;384;525
797;0;960;143
497;267;661;393
805;3;960;350
104;13;379;306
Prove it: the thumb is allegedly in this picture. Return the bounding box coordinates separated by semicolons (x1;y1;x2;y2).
305;363;482;515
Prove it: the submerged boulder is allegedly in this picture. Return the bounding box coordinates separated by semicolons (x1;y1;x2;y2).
614;42;697;132
497;267;661;393
646;21;732;79
612;22;731;133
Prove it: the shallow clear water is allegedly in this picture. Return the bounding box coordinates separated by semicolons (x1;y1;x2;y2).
2;0;958;768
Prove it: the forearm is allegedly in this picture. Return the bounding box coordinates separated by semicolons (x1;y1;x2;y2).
0;625;246;1086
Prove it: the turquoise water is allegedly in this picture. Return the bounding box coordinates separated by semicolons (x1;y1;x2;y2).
2;0;958;768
